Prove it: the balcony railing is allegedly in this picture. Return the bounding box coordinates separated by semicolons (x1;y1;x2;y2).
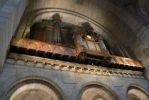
9;38;144;72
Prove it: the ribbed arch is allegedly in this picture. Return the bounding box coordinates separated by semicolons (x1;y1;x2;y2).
79;83;118;100
128;85;149;100
5;77;65;100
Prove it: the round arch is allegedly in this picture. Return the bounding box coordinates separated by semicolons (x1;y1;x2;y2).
78;82;119;100
127;85;149;100
16;8;115;43
5;76;66;100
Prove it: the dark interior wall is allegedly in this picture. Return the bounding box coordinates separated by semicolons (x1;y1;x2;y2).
23;0;149;79
1;0;149;79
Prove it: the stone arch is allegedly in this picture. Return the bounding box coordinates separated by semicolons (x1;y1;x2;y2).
5;76;65;100
16;8;114;43
79;83;119;100
128;85;149;100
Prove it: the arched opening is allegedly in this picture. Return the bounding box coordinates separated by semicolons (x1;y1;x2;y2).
128;86;149;100
10;83;60;100
7;78;65;100
80;84;118;100
9;8;145;72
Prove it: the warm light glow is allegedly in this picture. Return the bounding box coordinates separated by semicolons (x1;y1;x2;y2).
86;35;92;39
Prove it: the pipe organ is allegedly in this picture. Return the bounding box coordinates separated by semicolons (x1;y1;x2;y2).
75;22;110;60
9;13;144;72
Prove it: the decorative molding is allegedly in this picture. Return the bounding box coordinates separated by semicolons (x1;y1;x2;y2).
7;53;144;78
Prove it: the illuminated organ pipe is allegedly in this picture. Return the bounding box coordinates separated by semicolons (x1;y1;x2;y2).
76;22;109;54
52;14;62;43
98;37;108;52
11;13;145;70
45;13;62;44
82;22;96;51
30;14;62;44
76;33;88;49
43;19;53;43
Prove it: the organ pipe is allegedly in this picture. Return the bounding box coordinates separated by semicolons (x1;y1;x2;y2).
52;13;62;44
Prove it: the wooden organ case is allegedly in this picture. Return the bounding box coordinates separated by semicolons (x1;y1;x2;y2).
74;22;111;61
9;13;144;74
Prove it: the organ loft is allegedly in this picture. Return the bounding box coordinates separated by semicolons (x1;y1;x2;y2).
0;0;149;100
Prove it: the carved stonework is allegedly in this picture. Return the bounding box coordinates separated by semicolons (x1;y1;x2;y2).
7;53;144;77
81;86;116;100
128;88;149;100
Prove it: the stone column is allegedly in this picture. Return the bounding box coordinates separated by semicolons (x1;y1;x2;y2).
0;0;28;72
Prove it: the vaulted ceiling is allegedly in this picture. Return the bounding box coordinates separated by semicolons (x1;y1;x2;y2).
111;0;149;22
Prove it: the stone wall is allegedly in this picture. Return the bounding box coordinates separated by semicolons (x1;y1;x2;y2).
0;0;28;71
0;1;149;100
1;0;149;78
15;0;149;79
0;60;149;100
